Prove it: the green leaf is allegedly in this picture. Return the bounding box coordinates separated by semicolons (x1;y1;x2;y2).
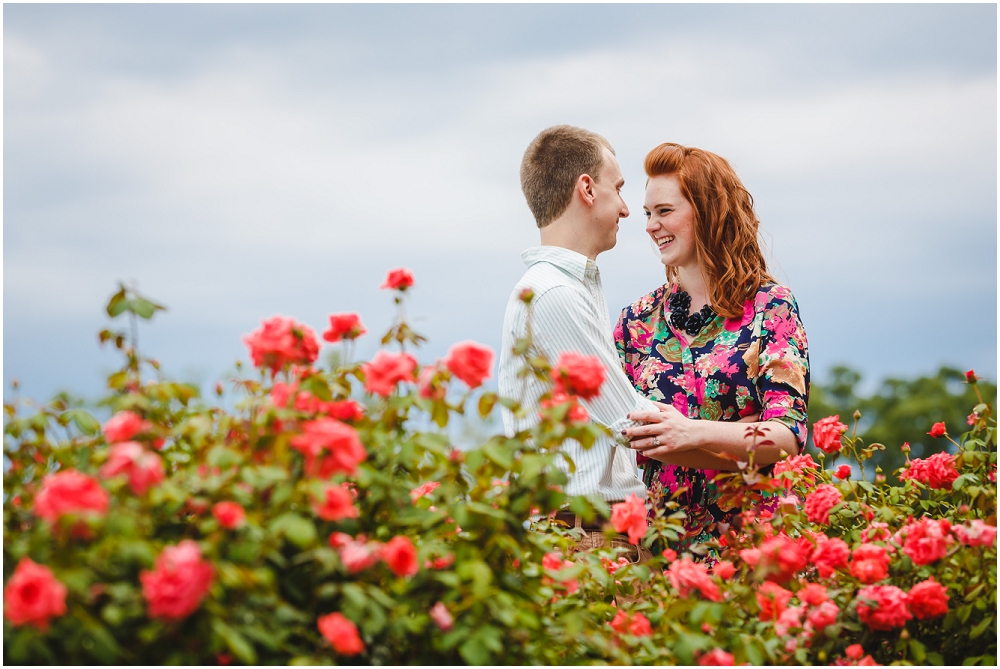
106;287;128;317
63;409;101;435
212;618;258;665
478;392;497;419
459;637;490;665
909;638;926;663
268;513;317;549
969;615;993;640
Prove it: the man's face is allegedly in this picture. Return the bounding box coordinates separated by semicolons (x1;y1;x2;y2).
591;148;629;254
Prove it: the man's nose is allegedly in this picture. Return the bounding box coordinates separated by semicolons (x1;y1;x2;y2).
620;200;629;219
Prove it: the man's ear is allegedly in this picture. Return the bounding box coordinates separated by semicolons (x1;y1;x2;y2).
575;174;596;207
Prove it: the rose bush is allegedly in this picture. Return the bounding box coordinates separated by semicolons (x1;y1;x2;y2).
3;276;996;665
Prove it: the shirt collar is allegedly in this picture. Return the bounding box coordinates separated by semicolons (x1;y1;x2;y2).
521;246;598;282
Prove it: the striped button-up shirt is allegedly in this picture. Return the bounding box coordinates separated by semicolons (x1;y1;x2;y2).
498;246;657;501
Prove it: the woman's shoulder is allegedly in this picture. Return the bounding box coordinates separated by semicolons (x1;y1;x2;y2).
753;282;800;310
621;283;670;321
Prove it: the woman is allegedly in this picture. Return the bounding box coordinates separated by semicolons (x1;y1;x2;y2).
614;143;809;552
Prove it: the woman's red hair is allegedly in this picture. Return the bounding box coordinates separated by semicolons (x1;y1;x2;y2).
644;143;775;320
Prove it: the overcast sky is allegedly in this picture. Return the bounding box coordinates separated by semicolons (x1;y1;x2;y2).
4;3;997;404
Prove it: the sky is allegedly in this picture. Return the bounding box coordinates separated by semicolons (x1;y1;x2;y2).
3;3;997;406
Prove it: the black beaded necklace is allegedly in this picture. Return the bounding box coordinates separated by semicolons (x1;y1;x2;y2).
667;288;716;336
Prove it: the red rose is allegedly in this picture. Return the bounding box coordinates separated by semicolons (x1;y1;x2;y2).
313;484;358;522
610;493;648;545
380;267;415;291
754;533;811;583
100;441;165;495
426;554;455;570
609;610;652;637
444;341;494;389
242;316;319;373
856;585;912;631
900;517;952;565
953;519;997;547
849;543;889;584
812;415;848;454
908;578;949;620
417;365;446;400
712;560;735;580
140;540;214;620
381;535;418;578
102;411;152;443
772;453;819;489
322;313;366;342
927;422;946;438
757;581;793;621
774;604;803;637
362;350;418;397
699;648;735;666
797;583;828;606
212;501;246;530
845;644;864;660
834;464;852;480
270;381;296;408
317;612;365;655
3;557;67;630
33;470;110;524
409;481;440;504
965;369;977;383
667;557;723;602
324;400;365;423
429;601;453;631
807;600;839;631
567;404;590;423
899;451;958;490
805;484;842;525
551;351;605;399
290;418;367;478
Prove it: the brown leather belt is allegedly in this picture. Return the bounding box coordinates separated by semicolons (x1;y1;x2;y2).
553;511;606;532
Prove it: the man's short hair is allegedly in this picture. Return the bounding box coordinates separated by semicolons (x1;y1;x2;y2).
520;125;614;228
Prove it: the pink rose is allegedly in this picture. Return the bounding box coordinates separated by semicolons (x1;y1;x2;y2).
290;418;366;478
444;341;495;389
609;610;652;637
807;600;839;631
429;602;453;631
212;501;246;530
313;484;359;521
610;493;648;545
102;411;152;443
318;612;365;655
322;313;366;342
772;453;819;489
324;400;365;423
899;452;959;490
754;533;811;583
667;557;723;602
856;585;912;631
140;540;214;620
953;519;997;547
380;267;414;291
812;415;847;454
712;560;735;580
362;351;418;397
3;557;67;630
804;484;842;525
33;470;110;524
907;578;949;620
417;365;446;400
900;517;952;565
551;351;605;400
336;536;381;573
409;481;440;504
381;535;418;578
242;315;319;372
100;441;165;495
797;583;828;606
699;648;735;666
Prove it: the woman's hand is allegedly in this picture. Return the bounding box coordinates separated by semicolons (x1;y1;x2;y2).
623;403;699;457
623;404;761;461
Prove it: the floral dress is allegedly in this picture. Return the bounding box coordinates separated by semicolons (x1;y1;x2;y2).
614;282;810;551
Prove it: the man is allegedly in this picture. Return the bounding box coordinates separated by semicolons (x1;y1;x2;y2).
498;125;659;561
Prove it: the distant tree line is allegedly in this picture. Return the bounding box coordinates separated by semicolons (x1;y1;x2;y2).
807;365;997;478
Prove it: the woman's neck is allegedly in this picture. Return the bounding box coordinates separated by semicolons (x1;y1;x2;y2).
675;265;710;311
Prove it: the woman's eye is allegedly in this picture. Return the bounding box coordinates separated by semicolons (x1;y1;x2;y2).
659;209;671;215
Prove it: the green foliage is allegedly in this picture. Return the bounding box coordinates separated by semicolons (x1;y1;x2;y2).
3;285;996;665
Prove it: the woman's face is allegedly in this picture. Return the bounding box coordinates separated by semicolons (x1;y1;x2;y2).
644;174;698;270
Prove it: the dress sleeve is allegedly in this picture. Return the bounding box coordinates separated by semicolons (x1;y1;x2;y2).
613;308;633;380
754;286;810;449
